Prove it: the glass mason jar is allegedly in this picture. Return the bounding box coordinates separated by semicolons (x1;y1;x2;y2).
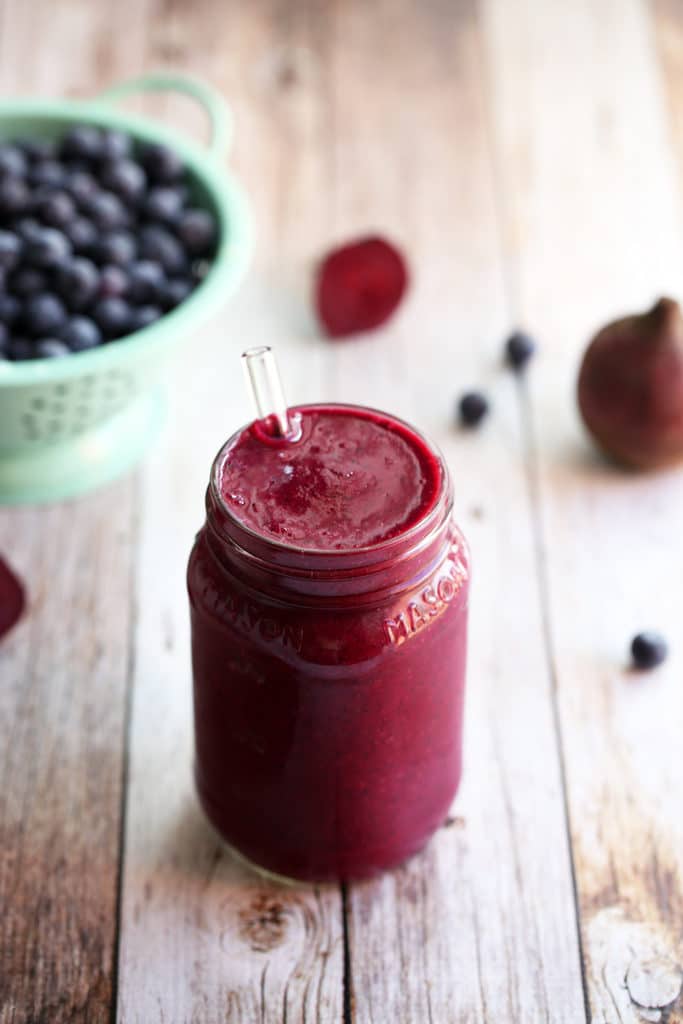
187;404;470;882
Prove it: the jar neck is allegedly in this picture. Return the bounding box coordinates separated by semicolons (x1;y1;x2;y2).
204;457;456;603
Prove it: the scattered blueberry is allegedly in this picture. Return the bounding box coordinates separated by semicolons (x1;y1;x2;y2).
0;230;22;270
631;632;668;670
24;227;71;269
177;208;217;256
459;391;489;427
59;315;102;352
0;178;30;217
505;330;536;370
60;124;103;162
35;189;77;228
23;293;68;337
35;337;70;358
127;260;165;303
56;257;100;310
100;158;146;204
94;231;137;267
141;142;184;184
98;264;129;299
0;144;28;178
129;304;162;332
92;296;131;338
10;266;48;297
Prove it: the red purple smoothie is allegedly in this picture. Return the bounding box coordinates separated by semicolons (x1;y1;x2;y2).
188;404;469;881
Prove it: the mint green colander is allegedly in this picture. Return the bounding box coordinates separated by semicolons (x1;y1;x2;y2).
0;73;252;504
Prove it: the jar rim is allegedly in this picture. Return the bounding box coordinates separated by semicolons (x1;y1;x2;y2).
208;402;453;573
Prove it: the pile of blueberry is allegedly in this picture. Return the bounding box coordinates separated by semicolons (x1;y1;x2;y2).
0;125;218;361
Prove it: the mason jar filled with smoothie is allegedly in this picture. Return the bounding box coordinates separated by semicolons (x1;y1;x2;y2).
187;347;470;881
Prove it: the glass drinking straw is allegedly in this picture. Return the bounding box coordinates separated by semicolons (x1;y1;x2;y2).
241;346;293;438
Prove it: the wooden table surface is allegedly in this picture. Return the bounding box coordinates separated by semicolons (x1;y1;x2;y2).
2;1;683;1021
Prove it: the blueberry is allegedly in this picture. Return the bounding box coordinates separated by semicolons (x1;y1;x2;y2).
0;322;8;352
59;315;102;351
64;216;98;253
140;142;184;184
0;144;28;178
28;159;68;189
631;632;668;670
139;224;187;274
459;391;489;427
177;208;217;256
66;170;98;204
0;292;20;324
55;257;100;309
23;292;68;336
100;129;133;162
92;296;130;337
84;189;130;230
127;260;165;303
35;189;77;228
9;266;48;297
0;177;30;216
162;276;193;309
24;227;71;268
8;337;35;361
0;230;22;270
100;158;146;204
98;264;129;299
35;337;70;358
60;124;104;162
144;186;184;225
129;304;162;332
94;230;137;266
19;137;57;162
505;330;536;370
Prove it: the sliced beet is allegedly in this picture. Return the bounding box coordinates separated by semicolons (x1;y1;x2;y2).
315;235;408;338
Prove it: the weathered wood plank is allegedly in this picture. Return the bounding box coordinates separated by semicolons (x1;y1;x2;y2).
0;483;136;1024
482;0;683;1019
323;1;586;1020
0;0;148;1019
115;3;344;1021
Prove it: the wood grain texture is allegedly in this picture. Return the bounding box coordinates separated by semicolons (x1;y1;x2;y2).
0;483;136;1024
482;0;683;1020
321;1;585;1020
116;3;344;1021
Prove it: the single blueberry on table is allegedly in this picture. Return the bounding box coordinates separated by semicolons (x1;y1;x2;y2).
631;632;668;670
35;337;70;358
23;293;68;337
505;330;536;370
459;391;489;427
59;315;102;352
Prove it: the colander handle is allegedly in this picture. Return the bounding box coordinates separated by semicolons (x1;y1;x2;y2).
95;73;231;158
